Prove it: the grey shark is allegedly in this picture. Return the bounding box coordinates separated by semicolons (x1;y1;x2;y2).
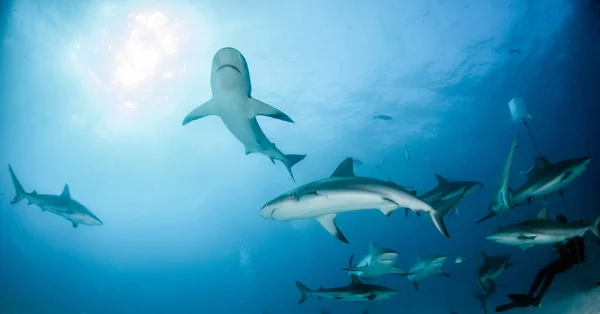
486;207;600;251
420;174;483;205
343;241;407;280
406;255;450;292
260;158;457;243
476;136;519;223
476;251;517;291
8;165;103;228
295;275;397;304
182;47;306;181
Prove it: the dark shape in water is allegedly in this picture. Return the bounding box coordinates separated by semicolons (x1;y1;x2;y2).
372;115;392;120
509;49;521;54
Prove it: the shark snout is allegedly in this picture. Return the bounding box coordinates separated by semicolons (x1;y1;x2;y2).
213;47;246;74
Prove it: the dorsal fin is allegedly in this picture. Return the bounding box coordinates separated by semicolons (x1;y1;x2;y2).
32;190;38;195
61;184;71;198
349;274;361;285
331;158;356;177
535;207;548;220
533;157;550;169
481;251;489;261
368;241;376;252
434;174;450;185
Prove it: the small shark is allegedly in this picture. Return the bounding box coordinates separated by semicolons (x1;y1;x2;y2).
260;158;455;243
372;115;392;121
476;251;517;291
419;174;483;212
407;255;450;292
295;275;398;304
182;47;306;181
8;165;103;228
476;136;519;224
486;207;600;251
473;281;499;314
343;241;408;280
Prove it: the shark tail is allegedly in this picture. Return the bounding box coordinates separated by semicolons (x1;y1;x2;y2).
473;293;487;312
388;267;409;276
8;165;26;205
295;281;312;305
476;212;497;224
283;154;307;182
429;209;450;239
592;214;600;239
427;193;463;239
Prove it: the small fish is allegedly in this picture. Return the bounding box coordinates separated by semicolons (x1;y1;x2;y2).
372;115;392;121
404;144;410;161
376;157;387;171
448;207;460;217
509;49;521;55
455;253;465;264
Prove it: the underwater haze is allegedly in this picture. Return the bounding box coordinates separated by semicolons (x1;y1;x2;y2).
1;0;600;313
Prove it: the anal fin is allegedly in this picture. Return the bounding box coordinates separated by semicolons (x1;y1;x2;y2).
315;213;349;244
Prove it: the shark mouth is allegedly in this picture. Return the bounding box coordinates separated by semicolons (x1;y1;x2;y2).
217;64;241;74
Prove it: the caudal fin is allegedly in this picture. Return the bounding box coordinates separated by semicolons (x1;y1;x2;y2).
8;165;26;204
284;154;307;182
592;215;600;239
295;281;312;305
428;194;463;239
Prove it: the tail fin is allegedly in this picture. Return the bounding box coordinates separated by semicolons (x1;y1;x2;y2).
428;193;463;239
295;281;312;305
8;165;26;204
473;293;486;310
388;267;409;276
591;215;600;239
476;212;497;224
284;154;307;182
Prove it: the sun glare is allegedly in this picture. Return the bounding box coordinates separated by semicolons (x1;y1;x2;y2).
115;11;180;88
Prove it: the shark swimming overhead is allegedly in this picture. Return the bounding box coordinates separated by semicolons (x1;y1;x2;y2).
486;207;600;252
181;47;306;181
8;165;103;228
295;275;398;304
260;158;453;243
343;241;408;280
406;255;450;292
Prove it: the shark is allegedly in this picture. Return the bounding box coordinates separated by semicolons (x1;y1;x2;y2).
181;47;306;181
260;158;456;243
343;241;408;280
476;136;519;224
486;207;600;251
295;275;398;304
8;165;103;228
406;255;450;292
419;174;483;205
475;251;518;291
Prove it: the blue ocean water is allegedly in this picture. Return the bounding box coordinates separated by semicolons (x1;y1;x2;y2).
1;0;599;313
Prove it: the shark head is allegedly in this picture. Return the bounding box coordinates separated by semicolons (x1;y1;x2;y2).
211;47;251;88
485;229;524;246
66;204;104;227
371;248;399;266
559;157;591;180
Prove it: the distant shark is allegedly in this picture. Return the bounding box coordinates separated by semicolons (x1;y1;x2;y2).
8;165;103;228
182;47;306;181
406;255;450;292
419;174;483;205
260;158;459;243
295;275;397;304
475;251;517;291
343;241;408;280
486;207;600;251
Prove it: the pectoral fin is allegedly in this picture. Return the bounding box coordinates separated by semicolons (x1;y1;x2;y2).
182;99;219;125
315;213;348;244
247;98;294;123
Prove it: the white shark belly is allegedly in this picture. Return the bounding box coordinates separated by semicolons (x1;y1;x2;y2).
273;191;398;221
